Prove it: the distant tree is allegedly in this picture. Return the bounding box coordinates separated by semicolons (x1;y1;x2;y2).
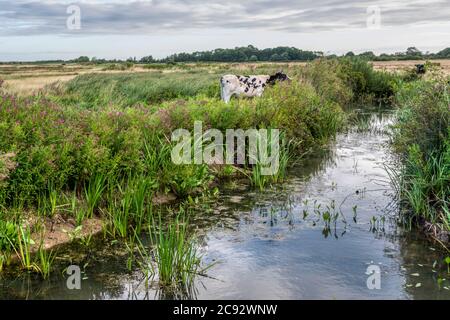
140;55;155;63
270;53;282;61
406;47;422;56
315;51;324;57
345;51;355;57
359;51;376;59
436;47;450;58
158;45;319;63
74;56;90;63
280;52;290;61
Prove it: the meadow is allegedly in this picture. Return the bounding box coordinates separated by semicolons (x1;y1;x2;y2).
0;58;448;290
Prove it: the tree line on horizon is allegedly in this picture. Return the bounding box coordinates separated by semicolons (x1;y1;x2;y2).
2;45;450;64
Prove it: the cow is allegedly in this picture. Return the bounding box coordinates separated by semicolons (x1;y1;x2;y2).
415;64;426;75
220;72;290;103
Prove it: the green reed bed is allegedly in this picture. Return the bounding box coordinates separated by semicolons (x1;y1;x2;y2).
391;76;450;236
128;210;205;290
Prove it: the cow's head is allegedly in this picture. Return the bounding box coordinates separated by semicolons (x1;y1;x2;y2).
267;71;291;85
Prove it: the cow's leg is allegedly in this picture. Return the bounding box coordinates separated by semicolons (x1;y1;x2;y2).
223;93;232;103
222;88;232;103
220;84;231;103
220;84;225;101
256;89;265;97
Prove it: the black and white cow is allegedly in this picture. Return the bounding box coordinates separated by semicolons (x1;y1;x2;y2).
220;72;290;103
415;64;426;75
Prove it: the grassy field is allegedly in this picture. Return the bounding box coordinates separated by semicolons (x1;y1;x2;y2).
2;59;450;96
0;57;448;286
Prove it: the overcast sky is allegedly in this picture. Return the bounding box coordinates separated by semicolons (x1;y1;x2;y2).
0;0;449;61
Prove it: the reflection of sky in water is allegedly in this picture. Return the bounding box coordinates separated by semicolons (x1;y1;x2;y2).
2;111;450;300
193;111;450;300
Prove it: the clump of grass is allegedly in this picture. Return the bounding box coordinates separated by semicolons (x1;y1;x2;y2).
248;132;304;190
6;225;56;278
0;254;5;272
150;211;201;288
250;162;268;190
126;209;206;290
36;243;56;279
391;76;450;234
398;144;449;228
105;175;156;238
10;225;38;272
105;195;131;239
68;193;86;226
0;219;16;272
85;173;107;218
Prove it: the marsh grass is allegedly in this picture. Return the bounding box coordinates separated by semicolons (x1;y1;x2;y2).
150;211;203;288
36;243;56;279
143;134;173;176
125;209;206;291
85;173;107;218
105;196;131;239
248;132;304;190
0;254;5;272
67;192;86;226
399;147;449;227
391;77;449;232
152;222;201;286
104;175;156;238
37;184;62;218
10;226;38;272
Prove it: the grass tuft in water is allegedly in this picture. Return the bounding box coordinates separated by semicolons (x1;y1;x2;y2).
36;243;56;279
150;210;202;288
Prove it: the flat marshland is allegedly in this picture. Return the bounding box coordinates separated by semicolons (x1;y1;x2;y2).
2;59;450;95
0;58;449;299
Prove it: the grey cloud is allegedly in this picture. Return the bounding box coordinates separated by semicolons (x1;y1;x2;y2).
0;0;448;36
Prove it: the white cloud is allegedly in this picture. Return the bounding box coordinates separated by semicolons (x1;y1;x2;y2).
0;0;448;60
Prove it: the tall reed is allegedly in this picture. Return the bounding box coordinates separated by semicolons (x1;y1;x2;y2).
149;211;202;288
85;173;107;218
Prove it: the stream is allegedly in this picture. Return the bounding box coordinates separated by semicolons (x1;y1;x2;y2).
1;109;450;300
